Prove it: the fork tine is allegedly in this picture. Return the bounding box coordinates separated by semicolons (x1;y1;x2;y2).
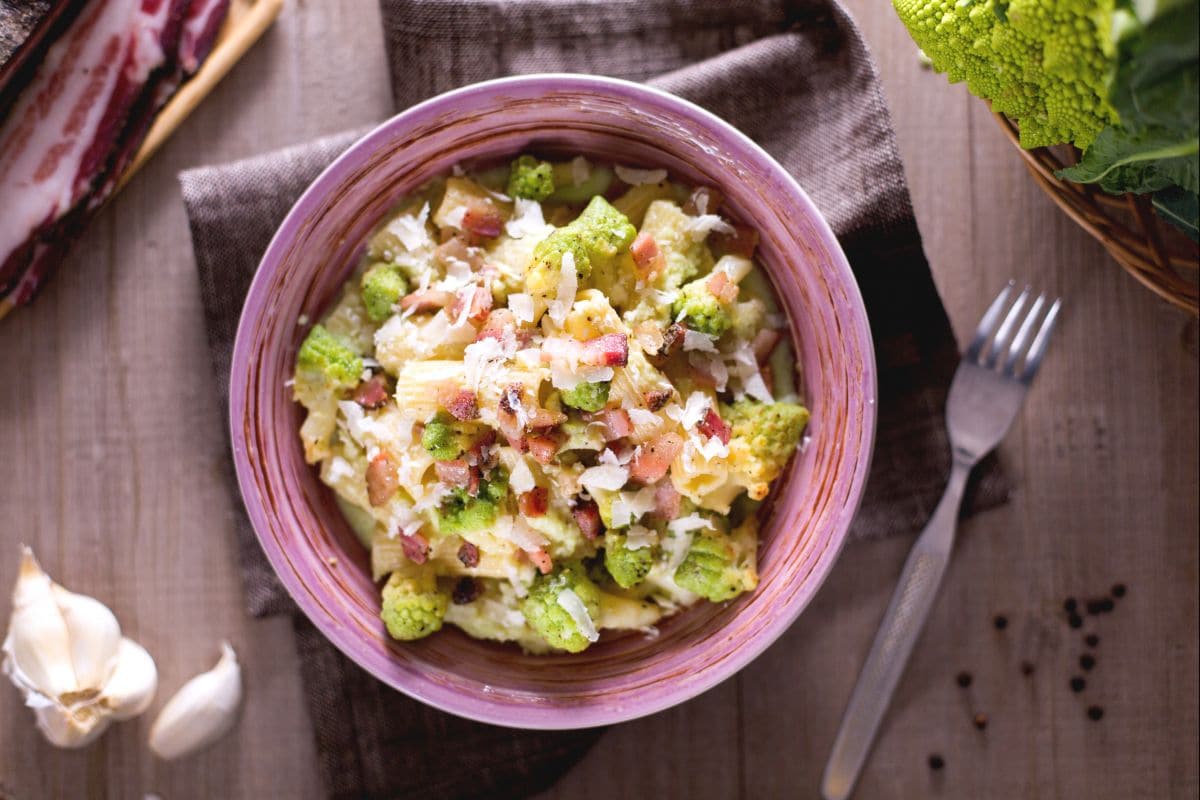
985;286;1030;368
965;282;1014;362
1020;297;1062;384
1003;293;1046;375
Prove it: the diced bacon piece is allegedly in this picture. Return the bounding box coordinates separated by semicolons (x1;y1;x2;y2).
629;432;683;483
452;577;482;604
366;453;398;506
438;384;479;421
457;541;480;568
597;409;633;441
572;499;602;540
518;487;549;517
400;531;429;564
697;406;731;445
526;433;560;465
434;459;471;488
461;198;504;239
179;0;230;72
450;285;493;324
761;364;774;393
399;289;454;313
528;407;567;430
499;383;523;417
528;547;553;575
707;271;739;304
582;333;629;367
683;186;724;216
434;235;484;270
751;329;783;363
643;388;673;412
711;224;759;259
477;308;515;342
466;428;498;468
660;323;685;356
466;465;482;497
630;232;664;277
654;480;682;520
353;374;389;410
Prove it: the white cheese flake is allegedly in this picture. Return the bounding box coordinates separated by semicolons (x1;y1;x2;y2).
579;464;629;492
684;213;736;241
385;202;432;252
666;391;712;431
442;205;468;230
557;589;599;643
624;525;658;550
668;514;715;534
508;292;535;324
505;198;553;240
509;457;537;495
683;329;719;353
627;408;661;428
611;486;658;527
494;515;550;551
614;165;668;186
547;251;578;326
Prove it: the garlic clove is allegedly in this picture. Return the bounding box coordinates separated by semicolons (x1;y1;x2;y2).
148;642;242;760
4;547;78;699
35;702;112;749
51;583;122;692
101;637;158;720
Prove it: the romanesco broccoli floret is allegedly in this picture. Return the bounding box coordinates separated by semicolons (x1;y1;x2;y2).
519;562;603;653
603;531;653;589
892;0;1118;149
673;522;758;602
723;399;810;498
421;415;473;461
527;197;636;299
437;471;508;534
506;155;555;201
360;263;408;322
296;324;362;388
560;380;611;413
672;276;732;337
380;568;449;641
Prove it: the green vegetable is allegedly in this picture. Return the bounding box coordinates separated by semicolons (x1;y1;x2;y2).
437;471;508;534
893;0;1199;237
672;276;733;337
519;562;603;653
296;324;362;388
603;531;653;589
723;400;810;498
548;161;615;204
421;418;468;461
380;569;449;641
360;263;408;322
526;196;637;301
673;525;758;602
506;155;556;201
561;380;611;412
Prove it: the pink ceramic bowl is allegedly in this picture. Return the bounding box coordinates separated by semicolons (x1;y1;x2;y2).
230;74;876;729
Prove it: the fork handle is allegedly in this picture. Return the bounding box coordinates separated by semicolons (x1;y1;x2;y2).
820;461;971;800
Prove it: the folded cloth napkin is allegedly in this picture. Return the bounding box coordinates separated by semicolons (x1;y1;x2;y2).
180;0;1008;797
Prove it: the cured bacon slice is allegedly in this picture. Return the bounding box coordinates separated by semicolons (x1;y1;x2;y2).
177;0;227;72
541;333;629;368
572;499;602;540
437;384;478;421
353;373;389;410
629;432;683;484
0;0;229;312
653;480;682;520
517;487;549;517
366;453;398;506
697;406;731;445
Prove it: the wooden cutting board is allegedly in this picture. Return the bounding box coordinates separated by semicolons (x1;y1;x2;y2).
116;0;285;191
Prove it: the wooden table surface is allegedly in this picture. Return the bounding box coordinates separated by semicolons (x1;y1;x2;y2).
1;2;1196;798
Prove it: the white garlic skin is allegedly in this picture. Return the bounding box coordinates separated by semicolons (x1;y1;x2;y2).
3;545;158;748
149;642;242;760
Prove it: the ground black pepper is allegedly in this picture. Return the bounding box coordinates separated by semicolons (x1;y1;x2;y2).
1086;598;1106;615
928;754;945;770
1070;676;1086;692
1020;661;1035;677
1087;706;1104;721
956;672;973;688
993;615;1008;630
1063;597;1077;613
1112;583;1126;598
1099;598;1114;613
1068;614;1083;629
1080;654;1095;671
1085;634;1099;648
973;712;988;730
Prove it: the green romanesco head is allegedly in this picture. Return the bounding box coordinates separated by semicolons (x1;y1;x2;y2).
527;196;637;300
673;528;758;602
360;263;409;322
519;562;603;653
506;155;556;201
380;569;449;641
723;400;810;498
672;277;733;337
560;380;611;413
603;530;653;589
437;470;508;534
892;0;1118;150
296;324;362;389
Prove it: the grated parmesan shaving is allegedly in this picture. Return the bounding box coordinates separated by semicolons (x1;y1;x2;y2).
557;589;599;643
683;329;719;353
690;352;728;392
684;213;736;241
627;408;661;428
385;202;432;252
463;336;507;391
579;464;629;492
508;293;535;323
547;251;578;326
743;370;774;403
442;205;468;230
669;513;715;534
611;486;658;527
614;165;668;186
666;391;712;430
509;457;537;494
505;198;553;240
495;515;550;551
624;525;658;550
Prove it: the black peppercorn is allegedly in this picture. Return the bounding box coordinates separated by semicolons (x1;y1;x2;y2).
1087;706;1104;721
1080;654;1095;671
993;615;1008;630
1111;583;1126;598
1063;597;1077;613
1068;614;1083;629
1085;634;1099;648
928;754;945;770
1070;676;1086;692
1020;661;1035;677
956;672;973;688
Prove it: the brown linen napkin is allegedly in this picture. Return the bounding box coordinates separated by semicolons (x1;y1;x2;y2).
180;0;1008;797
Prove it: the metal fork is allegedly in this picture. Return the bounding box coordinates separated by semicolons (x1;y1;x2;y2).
821;283;1062;800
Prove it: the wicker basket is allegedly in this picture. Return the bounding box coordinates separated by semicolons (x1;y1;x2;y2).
993;112;1199;315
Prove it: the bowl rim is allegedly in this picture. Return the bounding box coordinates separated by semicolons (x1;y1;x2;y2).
230;72;877;729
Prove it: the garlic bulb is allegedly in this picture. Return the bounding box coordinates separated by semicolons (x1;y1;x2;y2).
149;642;242;760
2;546;158;748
